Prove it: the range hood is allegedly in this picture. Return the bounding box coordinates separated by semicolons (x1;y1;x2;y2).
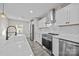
51;8;56;24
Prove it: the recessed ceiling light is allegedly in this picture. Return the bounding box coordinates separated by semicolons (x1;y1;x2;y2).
29;10;33;13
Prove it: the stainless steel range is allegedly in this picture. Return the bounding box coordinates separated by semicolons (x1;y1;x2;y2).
42;34;52;55
42;33;59;55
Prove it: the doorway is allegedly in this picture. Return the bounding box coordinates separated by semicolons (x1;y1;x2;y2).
30;24;34;41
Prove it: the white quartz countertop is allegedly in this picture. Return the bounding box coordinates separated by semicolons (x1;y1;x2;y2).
0;34;34;56
42;31;79;43
53;33;79;43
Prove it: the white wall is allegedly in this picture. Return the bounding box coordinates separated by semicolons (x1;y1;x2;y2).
31;19;41;44
8;20;30;38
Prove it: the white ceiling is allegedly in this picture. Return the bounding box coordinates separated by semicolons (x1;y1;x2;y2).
0;3;69;21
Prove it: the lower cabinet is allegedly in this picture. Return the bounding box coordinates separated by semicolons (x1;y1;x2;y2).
53;37;79;56
59;39;79;56
53;37;59;56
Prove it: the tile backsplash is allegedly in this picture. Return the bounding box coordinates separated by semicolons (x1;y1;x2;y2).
40;24;79;35
57;25;79;35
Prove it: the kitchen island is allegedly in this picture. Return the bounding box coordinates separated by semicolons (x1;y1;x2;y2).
0;34;34;56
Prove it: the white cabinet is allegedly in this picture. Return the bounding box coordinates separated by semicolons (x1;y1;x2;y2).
53;37;59;56
56;6;68;25
59;39;79;56
56;3;79;25
69;4;79;24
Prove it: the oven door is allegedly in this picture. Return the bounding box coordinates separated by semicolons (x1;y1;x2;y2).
42;38;52;51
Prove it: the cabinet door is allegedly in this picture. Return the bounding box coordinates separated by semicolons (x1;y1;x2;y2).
59;39;79;56
69;4;79;24
56;6;68;25
53;37;59;56
59;39;66;56
64;41;76;56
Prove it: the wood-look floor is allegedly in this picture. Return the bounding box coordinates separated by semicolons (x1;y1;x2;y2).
27;38;50;56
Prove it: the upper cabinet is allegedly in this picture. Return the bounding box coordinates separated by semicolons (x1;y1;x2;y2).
56;3;79;25
69;4;79;24
56;5;68;25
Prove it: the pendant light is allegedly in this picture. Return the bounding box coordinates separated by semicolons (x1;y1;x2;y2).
0;3;6;18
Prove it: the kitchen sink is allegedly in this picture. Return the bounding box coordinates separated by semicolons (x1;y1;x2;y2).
48;33;59;35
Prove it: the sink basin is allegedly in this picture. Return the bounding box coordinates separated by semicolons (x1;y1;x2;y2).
48;33;59;35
